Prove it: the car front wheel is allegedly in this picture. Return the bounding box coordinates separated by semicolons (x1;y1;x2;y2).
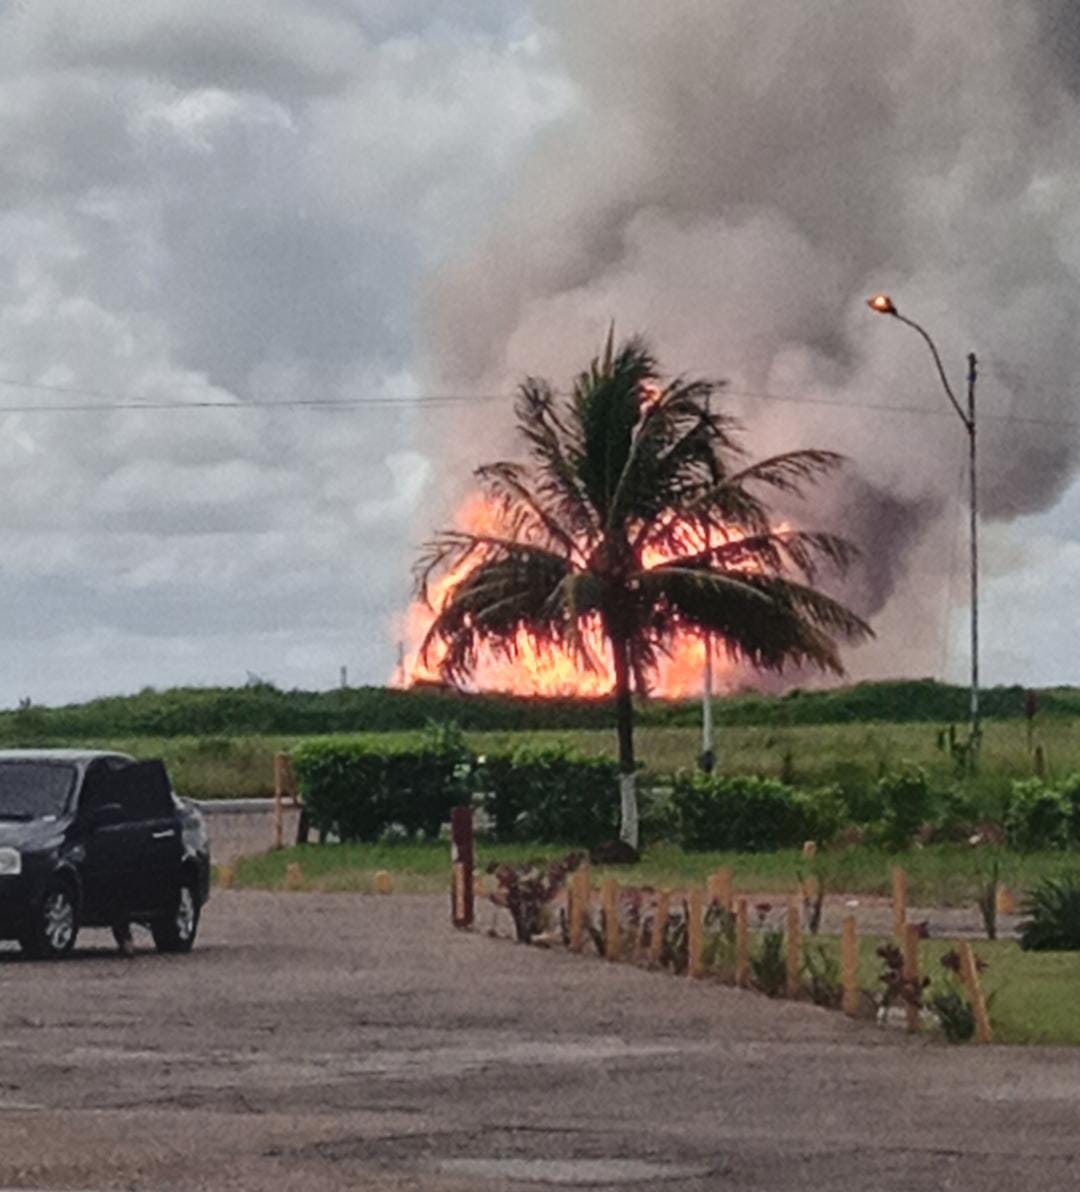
20;880;80;959
151;879;200;953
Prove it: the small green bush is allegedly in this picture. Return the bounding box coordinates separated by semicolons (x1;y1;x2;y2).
929;988;976;1043
670;774;808;852
936;784;981;842
1005;779;1070;852
476;745;619;846
794;784;847;845
1058;773;1080;846
875;765;936;850
750;929;787;996
1019;875;1080;951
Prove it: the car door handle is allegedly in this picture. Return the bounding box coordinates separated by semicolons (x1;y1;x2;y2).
151;829;177;839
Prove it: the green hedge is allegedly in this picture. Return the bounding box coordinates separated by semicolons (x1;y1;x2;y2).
292;728;472;843
476;745;619;846
291;733;620;847
670;773;845;852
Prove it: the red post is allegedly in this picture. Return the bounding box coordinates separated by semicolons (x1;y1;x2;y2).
451;806;475;928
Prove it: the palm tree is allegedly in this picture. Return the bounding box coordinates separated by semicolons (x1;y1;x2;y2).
415;332;873;849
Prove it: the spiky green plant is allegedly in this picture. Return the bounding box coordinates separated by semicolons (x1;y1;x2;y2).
1019;875;1080;951
415;331;872;848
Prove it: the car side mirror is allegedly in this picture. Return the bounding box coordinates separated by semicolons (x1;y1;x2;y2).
89;802;125;830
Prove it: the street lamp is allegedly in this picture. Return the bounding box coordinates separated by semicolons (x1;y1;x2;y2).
867;294;981;769
701;388;715;773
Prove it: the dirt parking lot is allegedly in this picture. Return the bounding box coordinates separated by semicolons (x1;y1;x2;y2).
0;889;1077;1191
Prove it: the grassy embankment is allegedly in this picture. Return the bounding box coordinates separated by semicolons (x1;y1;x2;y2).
23;715;1080;804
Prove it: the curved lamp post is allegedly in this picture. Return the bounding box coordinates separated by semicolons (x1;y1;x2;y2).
867;294;980;770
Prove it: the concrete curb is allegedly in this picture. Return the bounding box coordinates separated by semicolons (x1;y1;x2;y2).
195;798;294;814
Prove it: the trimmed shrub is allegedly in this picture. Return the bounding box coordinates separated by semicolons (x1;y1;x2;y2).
670;774;808;852
1005;779;1070;852
936;784;981;842
875;765;936;851
292;723;473;842
476;745;619;846
1019;875;1080;951
1058;773;1080;846
795;784;847;845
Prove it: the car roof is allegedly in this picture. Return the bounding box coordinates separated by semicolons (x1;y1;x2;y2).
0;749;135;764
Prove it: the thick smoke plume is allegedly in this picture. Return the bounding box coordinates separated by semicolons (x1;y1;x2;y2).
423;0;1080;682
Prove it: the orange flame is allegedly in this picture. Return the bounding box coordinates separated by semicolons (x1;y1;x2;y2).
397;493;747;698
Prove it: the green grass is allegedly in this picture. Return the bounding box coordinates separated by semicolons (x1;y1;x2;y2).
50;717;1080;808
230;839;1076;906
825;935;1080;1046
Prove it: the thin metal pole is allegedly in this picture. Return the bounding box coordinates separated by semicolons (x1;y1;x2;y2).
886;305;980;772
967;352;980;771
701;391;715;773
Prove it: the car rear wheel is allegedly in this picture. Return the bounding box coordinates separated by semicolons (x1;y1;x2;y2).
20;880;79;959
151;878;199;953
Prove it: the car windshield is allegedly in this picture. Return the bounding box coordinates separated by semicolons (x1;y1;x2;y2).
0;762;77;820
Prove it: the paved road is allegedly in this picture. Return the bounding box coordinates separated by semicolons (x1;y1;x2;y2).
0;891;1075;1191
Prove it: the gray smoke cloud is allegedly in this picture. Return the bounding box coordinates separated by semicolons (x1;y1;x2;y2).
425;0;1080;681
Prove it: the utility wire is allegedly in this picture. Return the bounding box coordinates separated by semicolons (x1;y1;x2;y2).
0;372;1074;428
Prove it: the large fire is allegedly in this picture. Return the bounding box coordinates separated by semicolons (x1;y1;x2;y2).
397;493;744;699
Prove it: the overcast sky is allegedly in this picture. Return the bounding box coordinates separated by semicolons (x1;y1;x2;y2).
0;1;1078;705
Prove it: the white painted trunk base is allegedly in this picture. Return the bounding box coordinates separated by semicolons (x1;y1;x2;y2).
619;772;639;850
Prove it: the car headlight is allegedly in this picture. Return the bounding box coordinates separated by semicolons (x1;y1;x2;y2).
0;847;21;876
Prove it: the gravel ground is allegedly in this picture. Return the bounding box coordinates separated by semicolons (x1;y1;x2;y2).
0;887;1076;1191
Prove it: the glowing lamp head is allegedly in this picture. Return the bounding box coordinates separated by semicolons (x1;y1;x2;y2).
867;293;897;316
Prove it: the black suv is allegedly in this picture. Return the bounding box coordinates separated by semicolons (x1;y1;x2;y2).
0;750;210;958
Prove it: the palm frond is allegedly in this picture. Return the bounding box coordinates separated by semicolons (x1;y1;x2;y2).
475;461;584;561
418;549;579;684
649;529;860;583
413;530;571;607
572;335;657;522
720;450;847;495
635;567;871;676
606;374;734;533
515;378;598;539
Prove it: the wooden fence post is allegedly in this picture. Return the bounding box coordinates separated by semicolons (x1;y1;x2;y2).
735;897;749;988
602;878;620;961
688;887;704;978
903;923;921;1034
891;865;908;938
651;889;671;966
272;753;286;850
957;941;993;1044
707;867;733;912
450;806;474;929
786;896;801;998
841;914;859;1017
569;867;589;953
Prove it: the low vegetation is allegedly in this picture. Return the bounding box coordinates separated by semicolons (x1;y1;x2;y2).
232;839;1076;910
0;676;1073;741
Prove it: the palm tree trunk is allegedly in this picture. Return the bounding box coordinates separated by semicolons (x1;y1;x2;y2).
609;631;639;850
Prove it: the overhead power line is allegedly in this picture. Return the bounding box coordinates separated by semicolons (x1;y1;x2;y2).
0;372;1073;429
